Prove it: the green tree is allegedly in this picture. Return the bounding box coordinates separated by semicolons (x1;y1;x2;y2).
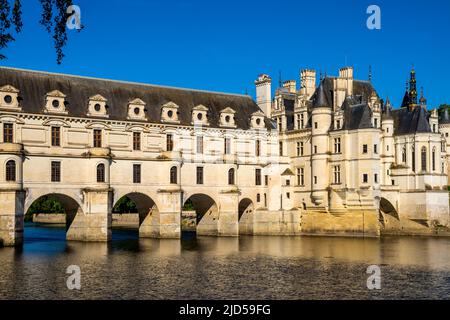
0;0;82;64
113;196;138;214
27;196;65;214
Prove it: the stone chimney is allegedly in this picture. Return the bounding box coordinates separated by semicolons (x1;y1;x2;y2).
337;66;354;97
300;69;316;99
255;74;272;118
283;80;296;93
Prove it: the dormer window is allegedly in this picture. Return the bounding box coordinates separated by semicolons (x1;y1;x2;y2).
127;98;147;121
192;104;209;126
161;101;180;123
220;107;236;127
0;85;20;111
251;110;265;129
44;90;67;114
87;94;108;118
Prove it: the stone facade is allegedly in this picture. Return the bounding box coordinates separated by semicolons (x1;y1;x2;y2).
260;67;449;235
0;67;294;246
0;66;449;246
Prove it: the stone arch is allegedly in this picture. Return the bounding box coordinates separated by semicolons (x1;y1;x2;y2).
238;198;253;221
112;192;160;238
379;197;399;220
25;192;83;235
184;193;219;236
238;197;254;235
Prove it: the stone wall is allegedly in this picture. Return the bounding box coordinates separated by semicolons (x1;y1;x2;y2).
239;209;301;235
32;213;65;224
300;210;380;237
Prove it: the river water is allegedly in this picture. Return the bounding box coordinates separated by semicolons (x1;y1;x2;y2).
0;222;450;300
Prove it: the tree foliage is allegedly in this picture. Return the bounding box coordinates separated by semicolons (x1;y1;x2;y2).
113;197;138;214
0;0;80;64
27;196;66;215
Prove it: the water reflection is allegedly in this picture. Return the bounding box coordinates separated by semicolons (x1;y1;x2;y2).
1;223;450;299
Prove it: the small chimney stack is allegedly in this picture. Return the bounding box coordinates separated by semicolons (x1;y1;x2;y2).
255;74;272;118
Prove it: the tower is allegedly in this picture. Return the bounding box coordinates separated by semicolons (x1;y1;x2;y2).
310;82;332;208
255;74;272;118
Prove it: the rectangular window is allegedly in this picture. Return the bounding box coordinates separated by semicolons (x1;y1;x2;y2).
374;144;378;154
279;142;283;156
300;114;304;129
197;136;204;154
264;194;267;207
51;126;60;147
297;141;304;156
336;120;340;129
196;167;204;185
51;161;61;182
432;150;436;171
314;176;317;184
133;132;141;151
264;175;268;186
286;192;290;199
374;173;378;183
363;174;368;183
314;122;318;129
374;118;378;128
93;129;102;148
3;123;13;143
314;145;318;154
297;168;304;186
334;138;341;153
286;179;290;186
257;193;261;203
224;138;231;155
166;134;174;151
255;169;262;186
333;166;341;184
256;140;261;157
363;144;368;154
133;164;141;183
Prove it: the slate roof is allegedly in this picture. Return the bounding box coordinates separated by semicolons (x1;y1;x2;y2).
391;107;431;135
0;67;272;130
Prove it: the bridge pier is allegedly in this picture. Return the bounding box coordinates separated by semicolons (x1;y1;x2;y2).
66;188;112;242
0;189;25;246
139;189;181;239
218;192;239;236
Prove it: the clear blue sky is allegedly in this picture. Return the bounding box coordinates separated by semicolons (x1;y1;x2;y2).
1;0;449;108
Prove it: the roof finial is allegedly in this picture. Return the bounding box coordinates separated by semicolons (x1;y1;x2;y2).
278;70;282;88
368;65;372;82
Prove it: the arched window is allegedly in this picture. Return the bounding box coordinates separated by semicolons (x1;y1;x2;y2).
228;168;235;185
170;166;177;184
5;160;16;182
411;147;416;172
421;147;427;172
97;163;105;183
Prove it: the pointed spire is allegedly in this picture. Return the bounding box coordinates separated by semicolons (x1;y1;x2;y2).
419;86;427;106
368;65;372;82
383;97;393;119
278;70;282;88
313;81;330;108
409;67;418;107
